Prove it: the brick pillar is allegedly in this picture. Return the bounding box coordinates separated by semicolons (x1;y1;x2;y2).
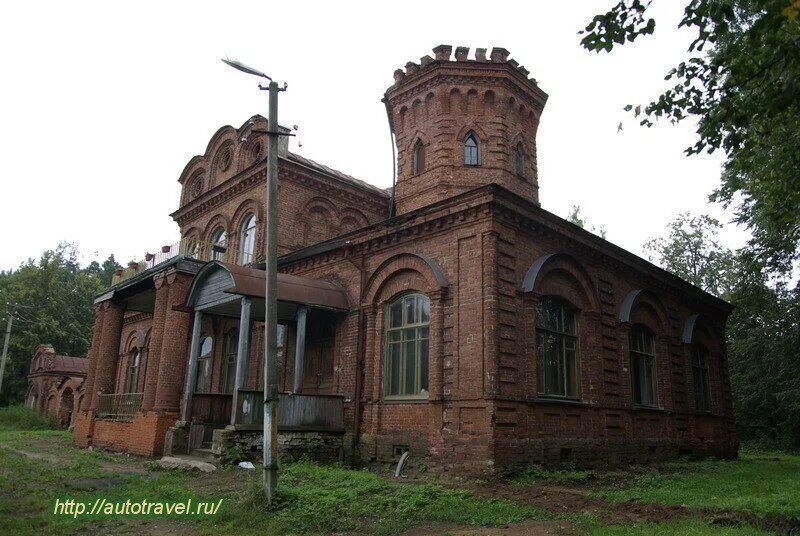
90;301;125;411
140;273;171;412
153;271;193;413
81;305;104;412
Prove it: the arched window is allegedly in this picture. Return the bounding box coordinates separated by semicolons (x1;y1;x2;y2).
514;143;525;177
412;140;426;175
125;348;141;393
239;214;256;264
385;293;430;398
195;335;214;393
211;227;227;262
692;344;710;412
630;325;657;406
182;236;199;259
535;297;579;397
463;132;480;166
222;331;238;394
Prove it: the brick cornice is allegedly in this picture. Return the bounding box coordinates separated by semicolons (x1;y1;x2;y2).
171;159;389;228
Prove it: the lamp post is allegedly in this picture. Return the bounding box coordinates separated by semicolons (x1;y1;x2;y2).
221;58;285;502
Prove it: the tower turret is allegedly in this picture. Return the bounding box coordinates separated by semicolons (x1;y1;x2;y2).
384;45;548;214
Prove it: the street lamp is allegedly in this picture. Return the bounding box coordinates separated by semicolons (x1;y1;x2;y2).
222;57;285;503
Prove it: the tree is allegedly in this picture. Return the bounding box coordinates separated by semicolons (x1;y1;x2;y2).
644;213;800;449
580;0;800;274
0;244;120;406
643;212;736;297
567;204;608;239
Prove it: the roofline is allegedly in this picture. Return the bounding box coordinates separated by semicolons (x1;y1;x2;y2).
278;184;732;313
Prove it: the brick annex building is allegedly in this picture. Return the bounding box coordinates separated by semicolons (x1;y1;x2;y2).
72;45;736;473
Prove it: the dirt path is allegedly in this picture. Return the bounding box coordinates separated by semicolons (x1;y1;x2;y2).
401;519;578;536
0;444;149;474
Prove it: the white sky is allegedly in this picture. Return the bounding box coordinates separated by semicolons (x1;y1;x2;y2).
0;1;749;272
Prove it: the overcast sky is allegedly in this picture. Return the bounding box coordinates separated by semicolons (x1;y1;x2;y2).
0;1;749;272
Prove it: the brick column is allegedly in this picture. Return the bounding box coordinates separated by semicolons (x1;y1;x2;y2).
153;271;193;413
81;305;104;412
140;273;171;412
90;301;125;411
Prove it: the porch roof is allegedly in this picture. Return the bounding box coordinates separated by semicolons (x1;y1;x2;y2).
185;261;350;318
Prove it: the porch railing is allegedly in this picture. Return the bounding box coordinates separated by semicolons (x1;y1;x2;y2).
235;390;345;432
110;237;254;286
96;393;143;421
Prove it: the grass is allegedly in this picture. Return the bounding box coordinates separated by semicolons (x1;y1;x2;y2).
0;404;56;431
587;520;774;536
0;406;548;536
509;465;596;486
593;452;800;518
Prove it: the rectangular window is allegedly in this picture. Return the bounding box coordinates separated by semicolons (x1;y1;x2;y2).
630;327;657;406
692;346;710;412
385;294;430;398
535;297;580;398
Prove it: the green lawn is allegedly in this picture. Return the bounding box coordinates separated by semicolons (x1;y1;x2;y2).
0;407;547;536
593;452;800;518
2;405;799;535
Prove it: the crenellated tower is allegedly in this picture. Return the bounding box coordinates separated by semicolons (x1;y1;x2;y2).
384;45;548;214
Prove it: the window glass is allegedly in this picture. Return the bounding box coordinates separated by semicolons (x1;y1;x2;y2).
535;297;580;397
211;228;227;261
413;140;426;175
515;144;525;176
630;325;657;405
464;133;479;165
240;214;256;264
125;348;141;393
385;293;430;397
222;332;238;394
195;335;213;393
692;345;710;412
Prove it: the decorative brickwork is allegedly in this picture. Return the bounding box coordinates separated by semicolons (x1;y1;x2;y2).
70;45;736;473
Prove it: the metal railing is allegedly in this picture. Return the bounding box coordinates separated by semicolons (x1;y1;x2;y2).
235;390;345;431
96;392;143;421
111;237;256;285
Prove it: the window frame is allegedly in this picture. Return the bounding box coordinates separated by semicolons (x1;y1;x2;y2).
630;325;659;407
535;296;581;399
383;293;431;401
239;214;257;265
691;344;711;413
194;335;214;394
125;348;141;393
221;331;238;394
514;143;525;177
412;139;426;175
211;227;227;262
463;132;480;166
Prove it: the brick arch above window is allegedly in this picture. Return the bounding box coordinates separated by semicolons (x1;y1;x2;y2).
363;253;448;306
202;214;231;243
619;289;670;334
521;253;600;313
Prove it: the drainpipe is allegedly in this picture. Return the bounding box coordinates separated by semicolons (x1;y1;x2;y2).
382;96;397;219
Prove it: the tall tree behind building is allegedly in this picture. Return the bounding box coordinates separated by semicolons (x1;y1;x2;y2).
0;243;120;406
645;213;800;449
580;0;800;275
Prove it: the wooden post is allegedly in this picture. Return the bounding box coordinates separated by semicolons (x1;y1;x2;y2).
180;310;203;423
230;297;252;425
293;305;308;393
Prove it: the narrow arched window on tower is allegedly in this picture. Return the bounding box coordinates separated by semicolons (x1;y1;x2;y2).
412;140;426;175
514;143;525;177
463;132;479;166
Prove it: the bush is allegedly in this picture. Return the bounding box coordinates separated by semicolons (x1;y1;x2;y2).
0;405;55;431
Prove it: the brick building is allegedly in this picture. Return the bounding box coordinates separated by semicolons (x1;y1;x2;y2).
27;344;87;428
72;45;736;473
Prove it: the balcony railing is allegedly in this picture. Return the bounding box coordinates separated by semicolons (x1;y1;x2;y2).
111;237;255;285
96;392;143;421
235;390;345;432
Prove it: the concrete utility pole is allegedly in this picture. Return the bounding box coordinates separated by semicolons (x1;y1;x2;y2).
221;58;287;503
0;312;13;396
